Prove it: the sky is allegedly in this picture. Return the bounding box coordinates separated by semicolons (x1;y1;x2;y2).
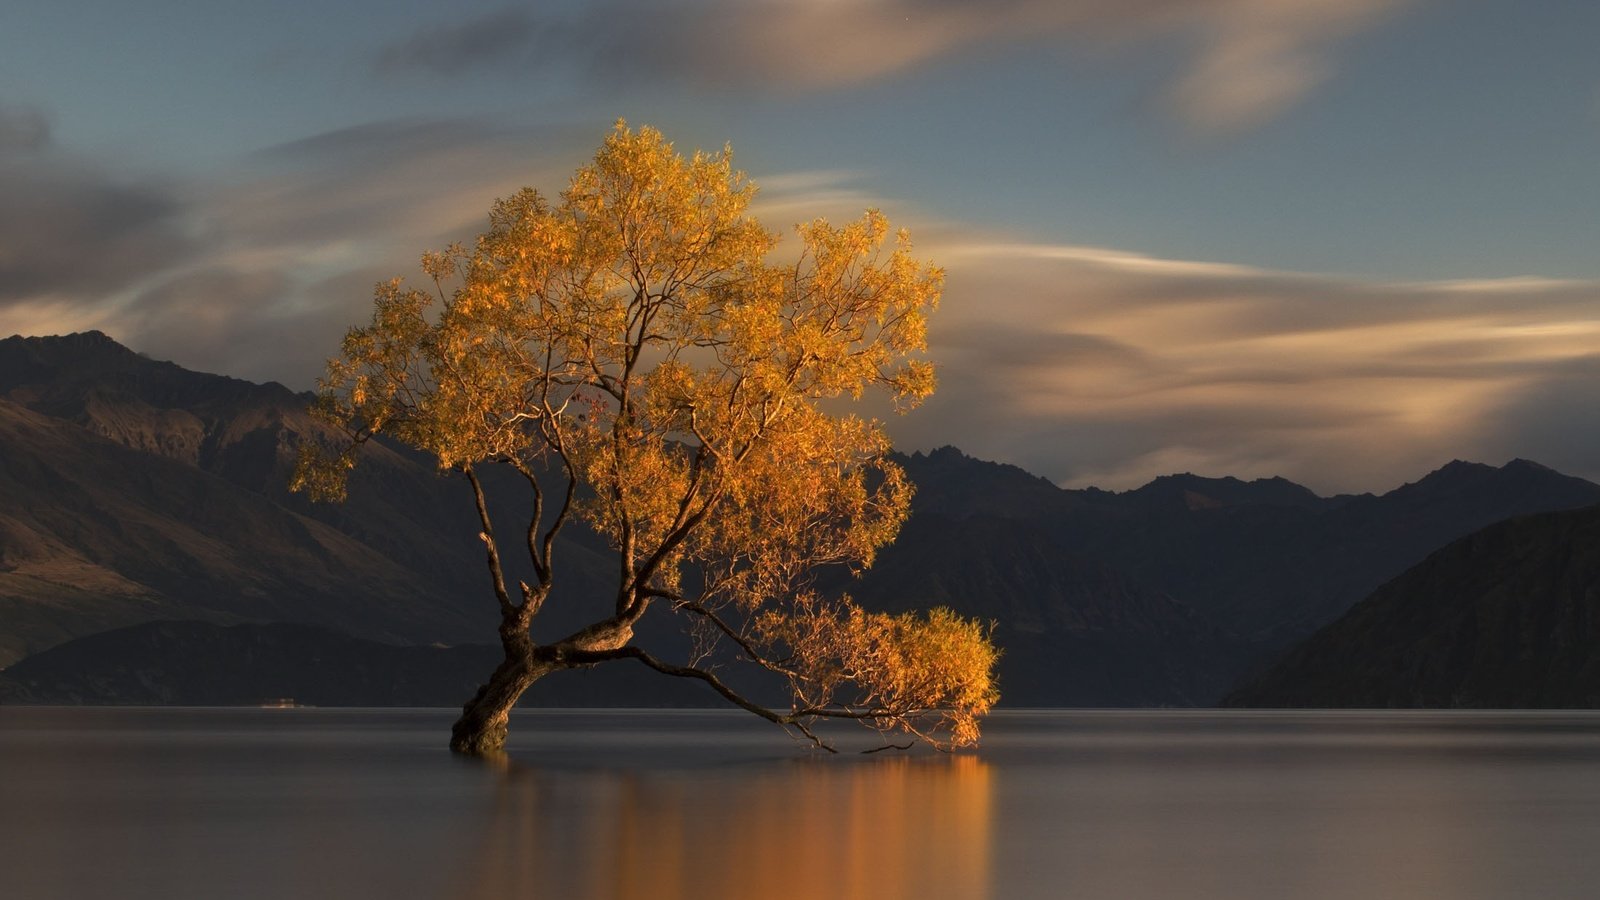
1;0;1597;494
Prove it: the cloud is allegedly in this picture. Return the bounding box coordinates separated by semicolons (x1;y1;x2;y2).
12;121;1595;496
647;166;1600;494
217;118;578;250
1153;0;1407;131
0;112;197;345
116;267;301;382
888;239;1600;492
747;0;1411;132
161;146;1600;494
4;116;595;384
0;152;193;311
0;103;50;155
373;0;1411;131
374;9;538;76
1473;356;1600;483
116;119;599;384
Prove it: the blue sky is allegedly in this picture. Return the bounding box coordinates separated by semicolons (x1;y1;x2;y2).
2;0;1597;491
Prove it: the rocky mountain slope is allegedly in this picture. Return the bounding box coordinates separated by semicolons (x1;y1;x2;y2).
0;334;487;664
1224;504;1600;708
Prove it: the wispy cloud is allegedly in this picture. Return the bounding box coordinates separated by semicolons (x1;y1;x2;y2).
897;240;1600;492
10;123;1595;494
703;0;1409;131
0;150;192;310
3;117;593;384
1153;0;1407;131
373;9;538;76
126;119;596;383
373;0;1411;131
0;103;50;154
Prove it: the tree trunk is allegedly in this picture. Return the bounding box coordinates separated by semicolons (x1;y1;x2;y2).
449;610;636;755
450;624;549;756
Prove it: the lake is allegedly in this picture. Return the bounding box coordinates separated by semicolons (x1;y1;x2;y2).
4;708;1600;899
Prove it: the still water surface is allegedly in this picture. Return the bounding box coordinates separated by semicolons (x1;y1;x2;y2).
4;708;1600;899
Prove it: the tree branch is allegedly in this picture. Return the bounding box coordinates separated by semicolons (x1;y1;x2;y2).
646;588;802;678
512;458;547;584
562;645;837;753
463;464;516;617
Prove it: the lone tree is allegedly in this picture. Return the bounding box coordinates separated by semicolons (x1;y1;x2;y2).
294;123;997;756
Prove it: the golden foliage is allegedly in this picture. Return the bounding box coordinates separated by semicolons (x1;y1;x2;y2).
294;121;996;748
757;596;999;748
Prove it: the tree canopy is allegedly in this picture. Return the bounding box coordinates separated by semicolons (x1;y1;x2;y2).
295;122;997;754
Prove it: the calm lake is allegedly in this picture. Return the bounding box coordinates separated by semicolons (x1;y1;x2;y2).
4;708;1600;899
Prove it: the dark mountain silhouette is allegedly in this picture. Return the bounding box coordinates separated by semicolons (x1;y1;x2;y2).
850;447;1600;703
839;497;1249;706
1123;472;1328;513
1038;455;1600;644
4;332;1599;707
1223;504;1600;708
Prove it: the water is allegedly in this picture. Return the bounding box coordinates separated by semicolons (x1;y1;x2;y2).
4;708;1600;899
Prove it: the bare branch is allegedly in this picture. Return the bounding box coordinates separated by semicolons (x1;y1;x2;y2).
463;464;516;617
509;458;547;584
564;645;837;753
647;588;802;678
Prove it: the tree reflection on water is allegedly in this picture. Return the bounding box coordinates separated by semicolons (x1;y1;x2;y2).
457;754;994;900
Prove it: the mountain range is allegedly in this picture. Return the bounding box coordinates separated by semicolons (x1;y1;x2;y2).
3;331;1598;707
843;449;1600;704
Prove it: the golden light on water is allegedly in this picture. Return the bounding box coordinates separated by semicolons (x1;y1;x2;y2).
458;754;994;900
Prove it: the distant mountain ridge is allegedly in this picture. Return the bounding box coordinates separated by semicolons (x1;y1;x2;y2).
1124;471;1329;512
890;449;1600;617
4;332;1599;707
